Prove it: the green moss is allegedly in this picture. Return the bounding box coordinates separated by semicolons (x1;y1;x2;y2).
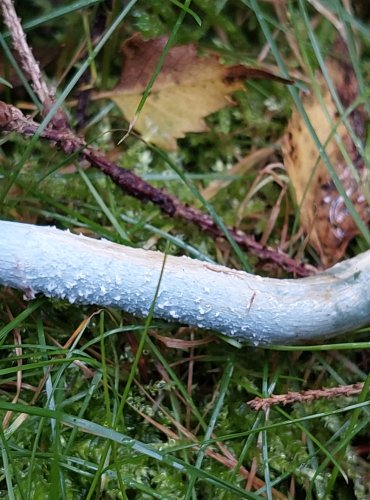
1;1;369;498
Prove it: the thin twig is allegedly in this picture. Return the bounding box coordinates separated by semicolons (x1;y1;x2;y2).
0;0;316;276
248;382;364;411
0;0;68;129
0;101;316;276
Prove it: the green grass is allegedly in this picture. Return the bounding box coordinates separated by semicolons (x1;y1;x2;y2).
1;1;370;498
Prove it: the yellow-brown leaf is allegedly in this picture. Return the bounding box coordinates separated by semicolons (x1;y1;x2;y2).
282;55;368;267
99;33;290;150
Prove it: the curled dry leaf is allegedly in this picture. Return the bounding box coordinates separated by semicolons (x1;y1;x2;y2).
282;54;369;267
97;33;291;150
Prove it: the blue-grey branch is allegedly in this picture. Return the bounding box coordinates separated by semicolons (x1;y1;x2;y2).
1;221;369;345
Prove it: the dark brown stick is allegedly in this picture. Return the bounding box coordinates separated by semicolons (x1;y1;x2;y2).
0;0;68;129
0;101;316;276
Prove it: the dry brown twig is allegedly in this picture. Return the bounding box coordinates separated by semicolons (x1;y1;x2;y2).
0;1;316;276
0;101;316;275
248;382;365;411
0;0;68;129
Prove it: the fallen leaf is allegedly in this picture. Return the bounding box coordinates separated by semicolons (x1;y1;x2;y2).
97;33;291;150
282;44;369;267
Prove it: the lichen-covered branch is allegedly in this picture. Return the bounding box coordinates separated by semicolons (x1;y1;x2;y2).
1;221;369;345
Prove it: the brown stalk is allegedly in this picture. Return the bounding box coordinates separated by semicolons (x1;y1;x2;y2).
0;0;68;129
0;102;316;276
248;382;365;411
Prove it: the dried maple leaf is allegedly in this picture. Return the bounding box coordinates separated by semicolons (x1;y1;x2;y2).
282;45;369;267
97;33;290;151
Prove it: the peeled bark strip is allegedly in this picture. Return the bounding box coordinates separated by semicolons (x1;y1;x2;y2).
1;221;369;345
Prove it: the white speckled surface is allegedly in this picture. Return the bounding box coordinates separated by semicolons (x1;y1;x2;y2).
1;221;370;344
